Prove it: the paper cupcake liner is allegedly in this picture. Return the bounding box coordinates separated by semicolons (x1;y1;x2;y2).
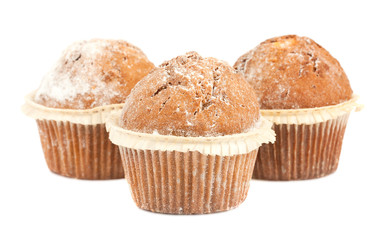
107;109;274;213
260;95;362;125
36;119;124;179
253;113;350;180
107;113;275;157
119;147;258;214
22;91;124;125
22;91;125;180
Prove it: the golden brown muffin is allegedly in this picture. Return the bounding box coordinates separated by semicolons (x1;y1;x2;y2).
26;39;154;180
34;39;154;109
107;52;275;213
120;51;260;137
234;35;353;109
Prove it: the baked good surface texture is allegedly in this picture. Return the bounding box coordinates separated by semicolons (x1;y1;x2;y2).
234;35;353;109
34;39;154;109
120;51;260;137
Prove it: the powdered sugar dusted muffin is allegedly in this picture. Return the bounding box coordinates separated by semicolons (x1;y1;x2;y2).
234;35;353;109
23;39;154;179
107;52;275;214
234;35;359;180
35;39;154;109
121;51;260;137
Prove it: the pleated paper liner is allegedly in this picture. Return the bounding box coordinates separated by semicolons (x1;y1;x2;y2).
120;148;258;214
254;114;349;180
36;120;124;179
253;95;362;181
106;113;275;214
22;91;125;180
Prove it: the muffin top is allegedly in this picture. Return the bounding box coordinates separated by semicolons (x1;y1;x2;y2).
34;39;154;109
120;51;260;137
234;35;353;109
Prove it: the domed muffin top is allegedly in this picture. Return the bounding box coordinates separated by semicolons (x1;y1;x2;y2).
234;35;353;109
120;52;260;137
34;39;154;109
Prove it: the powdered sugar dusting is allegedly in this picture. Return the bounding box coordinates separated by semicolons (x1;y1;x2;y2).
34;39;154;109
36;40;111;103
234;35;353;109
120;52;260;137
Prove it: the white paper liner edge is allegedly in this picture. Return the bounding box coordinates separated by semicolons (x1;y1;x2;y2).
106;113;276;156
21;91;125;125
260;94;363;125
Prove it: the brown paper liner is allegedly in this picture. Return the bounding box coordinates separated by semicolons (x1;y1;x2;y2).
36;119;124;180
119;147;258;214
253;113;350;180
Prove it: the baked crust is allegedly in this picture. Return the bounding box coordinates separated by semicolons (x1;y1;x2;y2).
234;35;353;109
120;52;260;137
35;39;154;109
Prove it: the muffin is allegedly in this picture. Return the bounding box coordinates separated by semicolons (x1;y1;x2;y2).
234;35;362;180
107;52;275;214
22;39;155;179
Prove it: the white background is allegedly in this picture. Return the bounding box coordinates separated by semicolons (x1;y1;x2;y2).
1;0;382;239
